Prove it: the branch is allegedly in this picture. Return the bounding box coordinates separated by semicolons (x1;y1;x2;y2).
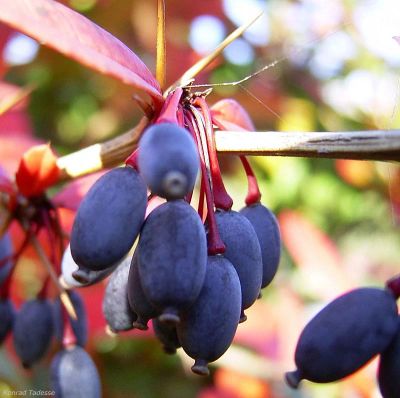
56;126;400;181
215;130;400;161
56;116;149;180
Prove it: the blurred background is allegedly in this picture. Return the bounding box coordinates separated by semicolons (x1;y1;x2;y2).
1;0;400;397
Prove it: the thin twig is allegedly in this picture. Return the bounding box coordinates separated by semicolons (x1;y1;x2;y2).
0;84;35;115
167;11;263;92
156;0;166;90
30;234;77;320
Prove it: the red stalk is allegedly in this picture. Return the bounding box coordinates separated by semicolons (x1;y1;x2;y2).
0;227;33;299
125;148;139;170
155;87;183;125
38;276;50;299
239;156;262;205
212;117;261;206
386;275;400;299
197;176;205;222
194;98;232;211
185;108;225;255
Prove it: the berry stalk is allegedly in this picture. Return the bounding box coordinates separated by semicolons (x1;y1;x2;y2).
194;97;233;211
185;108;225;255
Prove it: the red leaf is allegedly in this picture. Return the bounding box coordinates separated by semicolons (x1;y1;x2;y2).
0;0;163;108
52;171;105;211
0;23;13;77
211;99;255;131
15;144;60;197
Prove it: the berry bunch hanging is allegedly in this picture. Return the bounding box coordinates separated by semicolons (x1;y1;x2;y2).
68;86;281;376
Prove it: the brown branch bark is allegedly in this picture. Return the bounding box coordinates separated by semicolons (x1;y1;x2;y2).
56;124;400;181
215;130;400;161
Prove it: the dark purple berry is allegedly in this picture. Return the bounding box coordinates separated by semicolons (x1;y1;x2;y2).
152;318;181;354
53;291;87;347
213;210;262;314
0;233;13;286
240;203;281;289
13;298;54;368
127;253;158;330
285;287;398;388
51;345;101;398
138;123;199;199
71;167;147;270
138;200;207;323
61;245;116;288
103;256;137;332
177;255;241;376
378;317;400;398
0;298;15;344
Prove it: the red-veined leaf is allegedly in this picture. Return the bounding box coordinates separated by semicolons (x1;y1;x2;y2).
15;144;60;197
0;0;163;109
211;99;255;131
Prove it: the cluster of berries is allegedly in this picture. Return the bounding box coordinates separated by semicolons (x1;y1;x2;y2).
0;232;99;397
63;88;281;383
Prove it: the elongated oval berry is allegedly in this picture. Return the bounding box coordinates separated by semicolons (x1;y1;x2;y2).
138;200;207;323
53;291;88;347
152;318;181;355
103;256;137;332
138;123;199;199
0;233;13;286
285;287;398;388
61;245;116;288
177;256;241;376
240;203;281;289
127;253;158;330
214;210;262;315
71;167;147;270
51;345;101;398
0;299;15;344
13;298;54;368
378;318;400;398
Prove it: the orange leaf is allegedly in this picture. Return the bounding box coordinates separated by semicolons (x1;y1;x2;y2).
15;144;60;197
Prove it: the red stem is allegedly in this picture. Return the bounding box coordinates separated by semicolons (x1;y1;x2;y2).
194;98;233;211
212;117;261;206
185;109;225;255
386;275;400;299
0;226;33;299
239;156;262;205
38;276;50;299
125;148;139;170
155;87;183;125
